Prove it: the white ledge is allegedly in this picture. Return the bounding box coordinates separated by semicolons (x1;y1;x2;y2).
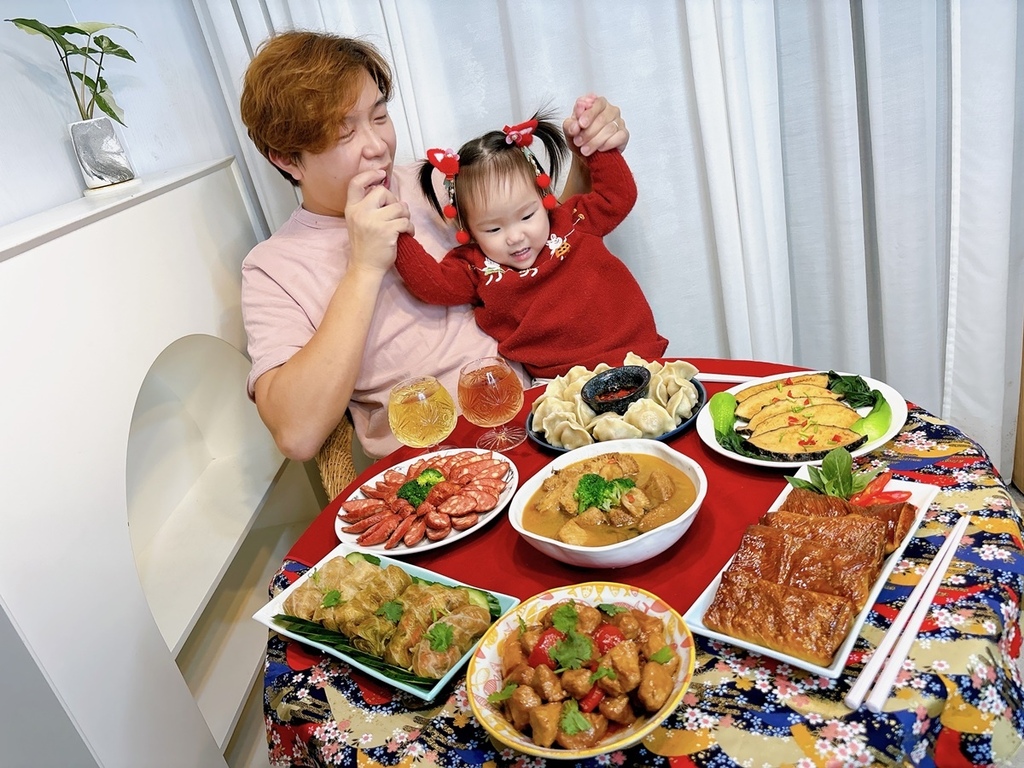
0;157;236;263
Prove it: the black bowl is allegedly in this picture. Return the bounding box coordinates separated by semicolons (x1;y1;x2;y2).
581;365;652;416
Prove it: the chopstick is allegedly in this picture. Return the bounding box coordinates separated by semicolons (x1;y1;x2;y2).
694;372;763;384
844;514;971;711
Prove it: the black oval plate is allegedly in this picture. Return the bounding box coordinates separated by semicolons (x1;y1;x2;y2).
526;378;707;453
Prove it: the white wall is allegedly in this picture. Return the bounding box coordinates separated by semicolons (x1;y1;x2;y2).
0;0;261;233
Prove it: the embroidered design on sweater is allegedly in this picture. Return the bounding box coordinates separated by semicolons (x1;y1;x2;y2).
546;211;585;260
479;258;506;285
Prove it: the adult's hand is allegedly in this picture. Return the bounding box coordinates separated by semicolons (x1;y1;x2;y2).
345;168;414;274
563;94;630;157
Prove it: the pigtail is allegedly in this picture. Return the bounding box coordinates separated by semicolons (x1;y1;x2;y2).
417;159;446;220
529;109;569;191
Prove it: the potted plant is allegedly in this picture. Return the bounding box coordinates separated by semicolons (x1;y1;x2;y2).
6;17;140;190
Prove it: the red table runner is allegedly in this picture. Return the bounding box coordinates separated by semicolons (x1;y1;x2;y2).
286;357;804;611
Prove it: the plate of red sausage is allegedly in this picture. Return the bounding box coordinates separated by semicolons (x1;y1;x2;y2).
334;447;519;555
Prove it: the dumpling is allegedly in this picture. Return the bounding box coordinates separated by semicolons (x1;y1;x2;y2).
575;397;597;427
563;365;594;385
660;359;699;381
667;379;700;424
533;396;575;427
623;398;676;438
591;412;643;441
561;376;591;404
591;362;613;375
540;408;577;437
547;418;594;450
648;371;671;407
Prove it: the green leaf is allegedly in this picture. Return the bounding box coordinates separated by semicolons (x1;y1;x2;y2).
597;603;628;616
852;390;893;441
376;600;404;623
827;371;875;408
91;91;126;124
560;700;591;735
589;665;616;683
92;34;136;60
271;614;437;688
425;622;454;652
649;646;674;664
551;630;593;670
708;392;738;438
487;683;517;703
551;602;579;634
320;590;343;608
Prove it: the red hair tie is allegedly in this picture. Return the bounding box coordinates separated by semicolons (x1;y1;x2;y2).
502;119;538;147
426;148;470;243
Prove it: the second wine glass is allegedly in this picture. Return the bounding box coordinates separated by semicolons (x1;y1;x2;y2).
457;356;526;451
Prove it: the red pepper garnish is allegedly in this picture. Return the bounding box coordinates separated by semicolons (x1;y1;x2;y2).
527;627;565;669
829;433;843;443
798;437;817;447
579;685;605;713
592;624;626;654
864;490;913;504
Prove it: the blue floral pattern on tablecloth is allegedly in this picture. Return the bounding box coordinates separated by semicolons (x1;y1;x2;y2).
263;407;1024;767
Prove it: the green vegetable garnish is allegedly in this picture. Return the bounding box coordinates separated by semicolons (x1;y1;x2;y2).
707;391;761;458
598;603;628;616
320;589;343;608
573;474;636;513
396;467;446;508
376;600;403;623
425;622;454;652
649;646;674;664
550;630;594;671
487;682;517;703
852;389;892;442
560;700;592;735
827;371;876;408
551;602;579;634
784;447;883;499
590;665;617;683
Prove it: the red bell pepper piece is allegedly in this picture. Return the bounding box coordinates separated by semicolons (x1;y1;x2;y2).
578;685;605;713
862;490;913;504
592;624;626;654
849;471;894;506
527;627;565;669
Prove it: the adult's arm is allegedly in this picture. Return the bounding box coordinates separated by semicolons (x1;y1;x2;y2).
253;170;412;461
395;232;479;306
561;95;631;200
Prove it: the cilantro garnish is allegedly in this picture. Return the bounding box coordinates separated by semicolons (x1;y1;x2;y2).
551;630;594;670
376;600;403;623
487;682;517;704
551;602;579;634
589;665;616;683
425;622;454;652
560;699;591;735
320;590;343;608
598;603;628;616
649;646;674;664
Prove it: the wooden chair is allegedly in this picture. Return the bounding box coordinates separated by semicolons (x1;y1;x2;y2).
315;414;358;501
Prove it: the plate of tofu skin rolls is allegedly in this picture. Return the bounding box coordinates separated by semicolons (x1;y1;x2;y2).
253;543;519;700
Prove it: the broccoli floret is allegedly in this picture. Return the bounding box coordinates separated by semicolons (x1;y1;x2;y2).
573;473;636;513
416;467;445;486
396;467;446;507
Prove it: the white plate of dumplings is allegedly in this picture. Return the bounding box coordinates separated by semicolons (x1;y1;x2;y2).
525;355;707;452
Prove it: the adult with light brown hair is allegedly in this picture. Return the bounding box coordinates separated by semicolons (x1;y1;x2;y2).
239;30;631;467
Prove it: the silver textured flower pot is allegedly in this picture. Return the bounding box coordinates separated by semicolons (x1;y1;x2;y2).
69;116;136;190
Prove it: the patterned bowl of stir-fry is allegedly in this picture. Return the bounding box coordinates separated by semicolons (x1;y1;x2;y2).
466;582;694;759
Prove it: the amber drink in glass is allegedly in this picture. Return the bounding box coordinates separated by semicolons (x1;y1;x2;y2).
388;375;457;449
458;357;526;450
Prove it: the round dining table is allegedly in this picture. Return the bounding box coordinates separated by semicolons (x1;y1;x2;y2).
262;358;1024;767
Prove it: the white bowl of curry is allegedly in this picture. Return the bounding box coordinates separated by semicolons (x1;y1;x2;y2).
508;440;707;568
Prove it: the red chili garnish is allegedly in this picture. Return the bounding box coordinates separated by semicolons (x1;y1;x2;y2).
830;433;843;443
579;685;606;713
798;437;816;447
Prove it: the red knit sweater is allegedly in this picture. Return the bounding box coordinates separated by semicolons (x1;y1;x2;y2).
395;149;667;379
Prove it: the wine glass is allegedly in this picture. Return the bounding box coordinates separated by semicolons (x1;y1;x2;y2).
457;356;526;451
387;375;457;452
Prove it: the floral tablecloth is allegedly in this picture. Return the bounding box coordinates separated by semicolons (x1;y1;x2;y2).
263;405;1024;767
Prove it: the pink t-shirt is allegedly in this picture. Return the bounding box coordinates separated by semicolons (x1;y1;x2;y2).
241;164;524;458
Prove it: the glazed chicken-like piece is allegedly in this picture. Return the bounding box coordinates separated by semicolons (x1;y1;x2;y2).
599;693;637;724
501;634;526;676
507;684;542;731
559;668;594;699
542;602;602;635
519;627;542;656
529;702;563;748
597;640;642;696
504;662;536;687
638;656;676;711
532;664;567;702
619;486;652;517
608;610;642;640
556;712;609;750
633;610;668;651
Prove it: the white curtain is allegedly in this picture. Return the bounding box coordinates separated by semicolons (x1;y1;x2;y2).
193;0;1024;475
